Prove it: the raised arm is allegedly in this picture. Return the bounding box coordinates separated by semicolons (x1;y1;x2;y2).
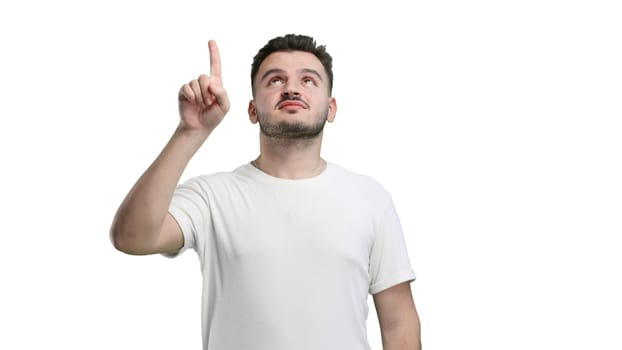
110;40;230;255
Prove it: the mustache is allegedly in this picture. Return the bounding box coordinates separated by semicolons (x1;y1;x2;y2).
276;95;309;109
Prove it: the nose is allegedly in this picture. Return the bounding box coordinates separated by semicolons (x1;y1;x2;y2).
281;83;300;98
282;90;300;98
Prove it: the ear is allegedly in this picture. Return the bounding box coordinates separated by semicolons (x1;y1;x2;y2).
327;97;337;123
248;100;258;124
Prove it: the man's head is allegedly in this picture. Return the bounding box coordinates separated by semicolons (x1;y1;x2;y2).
251;34;334;96
248;34;336;140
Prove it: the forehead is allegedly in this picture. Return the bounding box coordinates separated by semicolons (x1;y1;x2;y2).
258;51;326;77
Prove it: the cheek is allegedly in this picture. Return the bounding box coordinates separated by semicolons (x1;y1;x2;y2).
269;93;287;107
255;99;271;113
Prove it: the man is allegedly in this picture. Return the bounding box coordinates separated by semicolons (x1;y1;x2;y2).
110;34;421;350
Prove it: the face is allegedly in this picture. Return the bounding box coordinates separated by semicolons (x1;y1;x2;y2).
248;51;336;139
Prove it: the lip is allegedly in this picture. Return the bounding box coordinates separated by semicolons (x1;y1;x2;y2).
277;101;307;109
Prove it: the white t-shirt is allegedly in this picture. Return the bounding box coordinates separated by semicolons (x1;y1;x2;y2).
168;162;416;350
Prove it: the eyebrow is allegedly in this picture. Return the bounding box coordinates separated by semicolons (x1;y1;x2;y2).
260;68;324;83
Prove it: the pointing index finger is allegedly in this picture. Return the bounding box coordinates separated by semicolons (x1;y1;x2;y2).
209;40;222;79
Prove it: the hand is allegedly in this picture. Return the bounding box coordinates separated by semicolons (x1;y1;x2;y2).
178;40;230;135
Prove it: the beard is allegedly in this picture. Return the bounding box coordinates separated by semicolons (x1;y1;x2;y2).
257;109;329;139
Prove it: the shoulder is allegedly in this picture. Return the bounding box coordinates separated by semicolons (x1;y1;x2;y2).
328;162;392;203
329;162;388;189
178;164;253;190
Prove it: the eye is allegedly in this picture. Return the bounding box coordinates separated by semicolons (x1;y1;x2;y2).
269;77;284;86
302;77;317;86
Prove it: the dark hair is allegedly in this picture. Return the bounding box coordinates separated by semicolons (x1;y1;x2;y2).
251;34;333;94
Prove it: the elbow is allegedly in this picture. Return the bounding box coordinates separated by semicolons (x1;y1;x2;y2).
109;223;131;254
109;219;146;255
380;317;421;350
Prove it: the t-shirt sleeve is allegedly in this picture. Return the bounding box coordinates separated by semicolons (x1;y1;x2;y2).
368;196;416;294
165;178;210;258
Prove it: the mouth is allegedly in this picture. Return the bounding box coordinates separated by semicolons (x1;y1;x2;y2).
277;100;308;110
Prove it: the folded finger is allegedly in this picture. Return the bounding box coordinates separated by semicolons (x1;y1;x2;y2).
198;74;211;106
179;84;194;102
189;79;203;106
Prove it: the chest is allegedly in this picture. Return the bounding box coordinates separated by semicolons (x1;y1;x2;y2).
208;188;376;270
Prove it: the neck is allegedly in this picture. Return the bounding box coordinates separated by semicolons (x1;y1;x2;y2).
253;132;326;179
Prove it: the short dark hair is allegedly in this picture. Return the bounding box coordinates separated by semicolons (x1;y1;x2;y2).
251;34;333;94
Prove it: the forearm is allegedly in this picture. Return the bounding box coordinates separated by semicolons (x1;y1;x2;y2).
110;127;209;253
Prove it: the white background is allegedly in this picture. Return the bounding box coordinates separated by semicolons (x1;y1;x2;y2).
1;0;620;349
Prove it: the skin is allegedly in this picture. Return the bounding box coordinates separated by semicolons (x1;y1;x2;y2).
374;282;422;350
110;40;421;349
248;50;337;179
